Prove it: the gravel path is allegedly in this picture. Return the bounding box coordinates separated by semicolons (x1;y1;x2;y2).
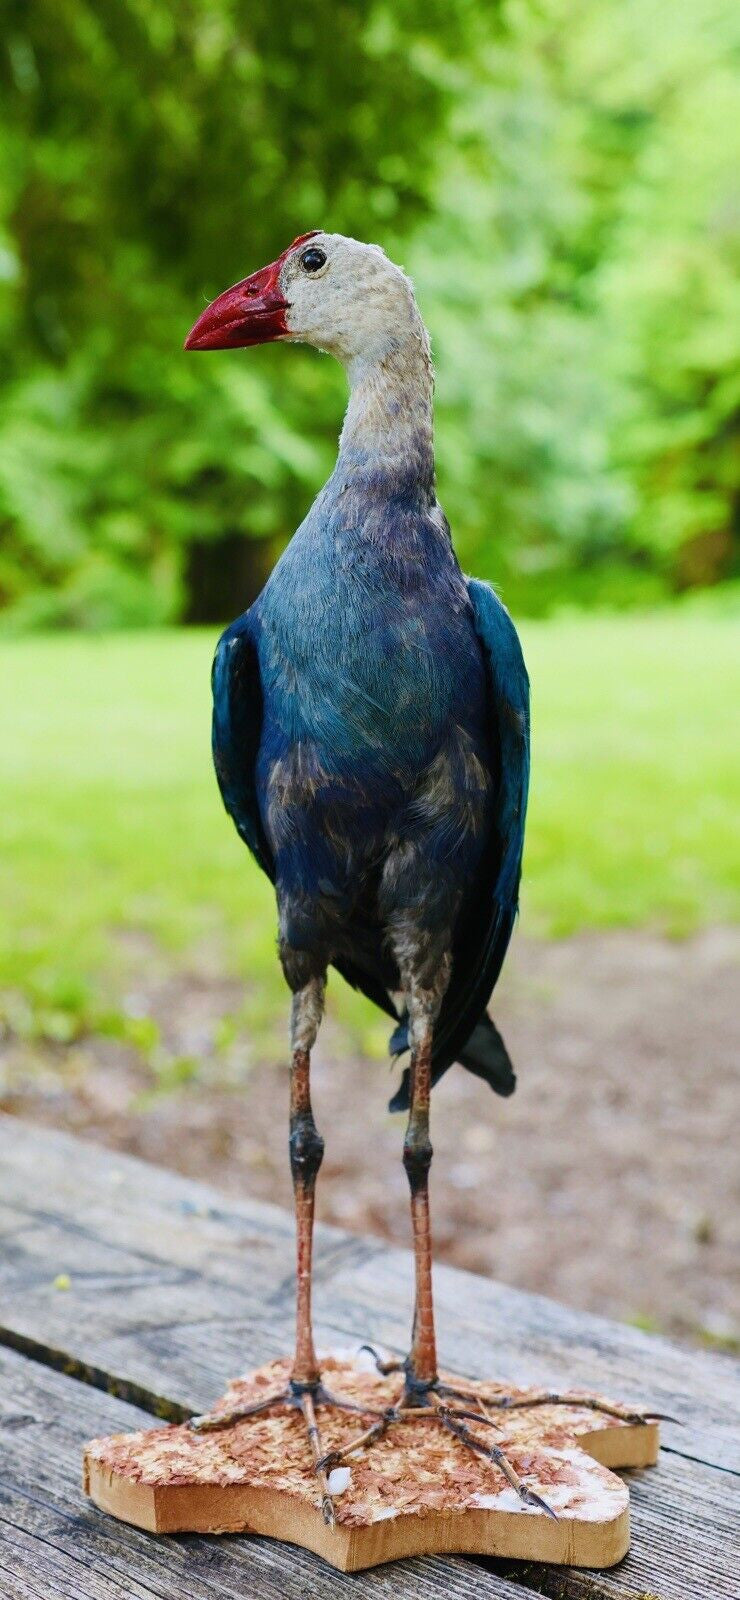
2;928;738;1349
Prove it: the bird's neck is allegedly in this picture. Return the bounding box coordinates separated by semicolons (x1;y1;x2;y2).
335;323;435;503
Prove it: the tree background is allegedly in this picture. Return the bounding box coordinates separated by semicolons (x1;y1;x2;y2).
1;0;738;628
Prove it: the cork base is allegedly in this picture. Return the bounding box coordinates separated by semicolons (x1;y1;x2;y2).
83;1353;659;1573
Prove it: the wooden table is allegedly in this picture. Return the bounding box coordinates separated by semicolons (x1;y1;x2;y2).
0;1116;737;1599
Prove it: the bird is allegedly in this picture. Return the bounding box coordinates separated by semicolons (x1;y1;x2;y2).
182;232;626;1526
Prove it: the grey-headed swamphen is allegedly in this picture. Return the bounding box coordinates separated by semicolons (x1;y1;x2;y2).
183;233;633;1523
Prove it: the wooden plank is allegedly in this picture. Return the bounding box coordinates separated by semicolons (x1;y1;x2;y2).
0;1118;738;1599
0;1119;735;1470
0;1343;530;1600
1;1336;737;1600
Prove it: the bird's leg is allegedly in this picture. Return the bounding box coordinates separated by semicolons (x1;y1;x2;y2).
384;947;450;1398
271;974;558;1515
190;976;332;1482
299;946;551;1514
403;1017;438;1393
287;977;347;1526
288;977;326;1388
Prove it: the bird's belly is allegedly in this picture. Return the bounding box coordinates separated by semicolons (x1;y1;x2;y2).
258;686;491;912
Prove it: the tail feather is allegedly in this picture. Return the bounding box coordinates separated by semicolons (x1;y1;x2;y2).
388;1011;516;1112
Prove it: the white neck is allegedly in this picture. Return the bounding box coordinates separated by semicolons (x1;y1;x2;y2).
336;319;435;500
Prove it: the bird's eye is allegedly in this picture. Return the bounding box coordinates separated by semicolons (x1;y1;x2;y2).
300;246;327;274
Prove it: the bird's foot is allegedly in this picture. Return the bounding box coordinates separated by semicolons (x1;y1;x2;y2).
331;1345;671;1517
188;1353;667;1528
189;1377;389;1529
357;1345;670;1428
319;1353;558;1518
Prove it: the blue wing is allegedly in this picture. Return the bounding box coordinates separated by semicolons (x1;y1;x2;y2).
433;578;530;1070
468;577;530;919
389;579;530;1105
212;612;399;1019
211;613;274;880
213;584;529;1088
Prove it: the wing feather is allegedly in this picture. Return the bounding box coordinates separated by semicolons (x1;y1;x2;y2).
426;578;530;1081
211;615;274;879
211;583;528;1081
211;615;398;1020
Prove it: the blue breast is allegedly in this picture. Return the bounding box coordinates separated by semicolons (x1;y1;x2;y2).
252;490;487;805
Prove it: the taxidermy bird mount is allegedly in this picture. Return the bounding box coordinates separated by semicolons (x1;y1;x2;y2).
84;234;661;1572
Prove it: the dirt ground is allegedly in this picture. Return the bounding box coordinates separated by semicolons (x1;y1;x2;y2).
2;928;738;1350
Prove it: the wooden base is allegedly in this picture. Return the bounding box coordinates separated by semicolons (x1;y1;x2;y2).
83;1353;659;1573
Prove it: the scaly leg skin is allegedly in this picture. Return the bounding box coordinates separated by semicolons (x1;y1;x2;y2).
318;964;560;1517
190;979;659;1520
189;976;389;1526
299;1386;336;1528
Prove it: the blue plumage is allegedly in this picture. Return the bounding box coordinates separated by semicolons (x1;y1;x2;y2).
212;464;529;1107
190;237;616;1495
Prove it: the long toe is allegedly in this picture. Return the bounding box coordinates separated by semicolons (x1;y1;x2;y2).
316;1407;400;1473
443;1384;672;1430
300;1390;336;1528
477;1389;663;1425
432;1399;558;1520
189;1389;290;1433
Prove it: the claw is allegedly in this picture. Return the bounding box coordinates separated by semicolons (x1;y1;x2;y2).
189;1411;242;1434
436;1402;503;1433
438;1383;500;1426
628;1409;680;1424
357;1343;403;1375
522;1486;558;1520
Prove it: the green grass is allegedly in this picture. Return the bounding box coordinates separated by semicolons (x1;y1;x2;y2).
0;612;737;1051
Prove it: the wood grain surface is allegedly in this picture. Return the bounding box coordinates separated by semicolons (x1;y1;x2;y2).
0;1117;737;1598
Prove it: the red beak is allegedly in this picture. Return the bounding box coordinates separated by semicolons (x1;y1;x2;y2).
184;261;288;351
184;233;319;351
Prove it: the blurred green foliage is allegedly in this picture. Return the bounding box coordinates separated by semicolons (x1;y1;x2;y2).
0;0;738;626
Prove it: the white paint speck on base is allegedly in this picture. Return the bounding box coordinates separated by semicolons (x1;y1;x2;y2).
471;1490;521;1512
